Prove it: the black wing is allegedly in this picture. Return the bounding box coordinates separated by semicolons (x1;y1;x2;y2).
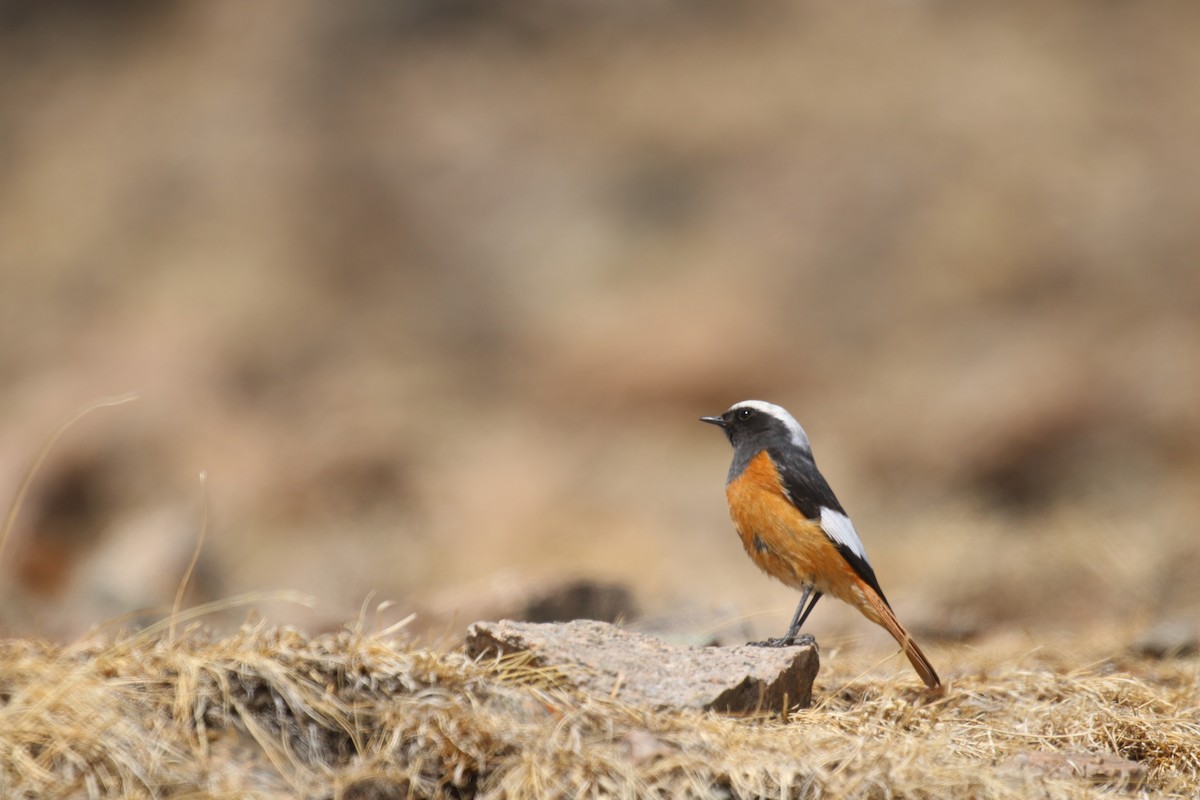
767;446;891;607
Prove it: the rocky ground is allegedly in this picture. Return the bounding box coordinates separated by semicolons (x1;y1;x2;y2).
0;617;1195;798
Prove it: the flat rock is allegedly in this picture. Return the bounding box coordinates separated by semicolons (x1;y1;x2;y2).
1133;617;1198;659
520;579;639;624
465;619;817;712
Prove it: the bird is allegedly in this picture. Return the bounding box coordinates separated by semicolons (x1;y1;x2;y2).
701;399;941;690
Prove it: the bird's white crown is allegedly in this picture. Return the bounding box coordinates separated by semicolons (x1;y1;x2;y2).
728;399;811;450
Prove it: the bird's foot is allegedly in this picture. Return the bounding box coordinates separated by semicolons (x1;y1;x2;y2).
748;633;816;648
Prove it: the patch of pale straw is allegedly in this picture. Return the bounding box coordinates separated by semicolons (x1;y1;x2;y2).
0;616;1196;799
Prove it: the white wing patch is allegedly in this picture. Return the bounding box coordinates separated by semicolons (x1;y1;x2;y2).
819;507;869;563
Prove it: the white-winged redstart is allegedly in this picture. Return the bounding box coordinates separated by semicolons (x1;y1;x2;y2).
702;399;941;690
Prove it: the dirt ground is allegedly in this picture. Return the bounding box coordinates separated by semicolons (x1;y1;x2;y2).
1;0;1198;671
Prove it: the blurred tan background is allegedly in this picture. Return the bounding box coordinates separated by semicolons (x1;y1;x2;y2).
1;1;1198;651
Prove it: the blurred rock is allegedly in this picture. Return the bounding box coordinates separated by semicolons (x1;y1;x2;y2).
418;575;641;637
465;619;817;712
520;579;638;624
62;506;218;630
1133;618;1198;659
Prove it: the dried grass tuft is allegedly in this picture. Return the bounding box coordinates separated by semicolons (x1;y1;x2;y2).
0;617;1197;799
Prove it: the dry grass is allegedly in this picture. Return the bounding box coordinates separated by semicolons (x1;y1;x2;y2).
1;612;1196;799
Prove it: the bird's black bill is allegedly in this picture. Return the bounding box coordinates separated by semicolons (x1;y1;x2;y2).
699;415;727;428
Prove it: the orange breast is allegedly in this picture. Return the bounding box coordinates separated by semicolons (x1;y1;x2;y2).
725;450;863;606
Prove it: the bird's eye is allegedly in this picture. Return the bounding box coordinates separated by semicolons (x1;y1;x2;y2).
738;408;753;420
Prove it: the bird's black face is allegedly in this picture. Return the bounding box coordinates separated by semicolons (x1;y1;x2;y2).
700;405;784;449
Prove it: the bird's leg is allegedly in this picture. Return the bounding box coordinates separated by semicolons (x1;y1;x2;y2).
787;588;823;640
749;586;822;647
784;586;815;638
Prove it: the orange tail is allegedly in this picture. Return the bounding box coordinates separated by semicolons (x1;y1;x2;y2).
857;581;941;691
